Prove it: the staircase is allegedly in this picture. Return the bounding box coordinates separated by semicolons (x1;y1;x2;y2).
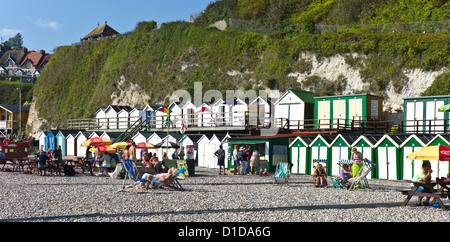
115;116;151;142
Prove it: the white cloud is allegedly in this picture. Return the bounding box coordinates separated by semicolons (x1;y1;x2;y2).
35;18;63;30
0;28;23;39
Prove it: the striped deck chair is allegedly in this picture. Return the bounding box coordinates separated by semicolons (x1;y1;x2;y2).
121;159;141;190
147;167;186;191
273;162;290;185
348;158;377;191
330;159;352;189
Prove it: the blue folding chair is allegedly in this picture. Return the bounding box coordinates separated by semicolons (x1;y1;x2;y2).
348;158;377;190
330;159;353;189
274;162;290;185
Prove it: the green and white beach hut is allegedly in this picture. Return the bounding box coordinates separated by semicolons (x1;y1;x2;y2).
403;95;450;134
273;89;315;130
329;134;360;177
308;134;335;175
289;136;315;174
399;134;435;181
374;134;408;180
424;134;450;178
351;134;384;179
314;94;383;129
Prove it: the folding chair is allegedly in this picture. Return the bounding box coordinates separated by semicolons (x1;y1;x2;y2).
330;159;352;189
120;159;141;191
148;167;186;191
348;158;377;191
274;162;290;185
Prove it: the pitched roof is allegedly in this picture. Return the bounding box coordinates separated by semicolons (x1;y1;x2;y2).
83;24;119;40
0;104;30;113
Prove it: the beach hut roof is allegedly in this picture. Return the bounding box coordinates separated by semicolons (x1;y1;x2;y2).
351;134;384;148
330;134;360;147
400;134;436;147
310;134;336;147
289;135;316;148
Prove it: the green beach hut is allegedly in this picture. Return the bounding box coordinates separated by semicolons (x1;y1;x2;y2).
289;136;315;174
351;134;384;179
329;134;360;177
308;134;335;175
399;134;435;181
424;134;450;178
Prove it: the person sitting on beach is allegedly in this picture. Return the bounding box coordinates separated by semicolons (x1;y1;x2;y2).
313;163;327;187
412;160;433;206
151;152;162;173
37;150;49;176
142;151;151;167
340;164;352;182
139;167;179;190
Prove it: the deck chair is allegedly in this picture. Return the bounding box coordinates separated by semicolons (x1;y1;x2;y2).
274;162;290;185
348;158;377;191
149;167;186;191
330;159;353;189
120;159;142;191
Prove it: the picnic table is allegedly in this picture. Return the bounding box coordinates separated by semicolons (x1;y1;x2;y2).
401;178;450;209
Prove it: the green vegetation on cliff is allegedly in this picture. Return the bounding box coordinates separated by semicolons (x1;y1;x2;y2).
33;0;449;130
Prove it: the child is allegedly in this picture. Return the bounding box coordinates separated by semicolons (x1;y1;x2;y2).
313;163;327;187
339;164;352;182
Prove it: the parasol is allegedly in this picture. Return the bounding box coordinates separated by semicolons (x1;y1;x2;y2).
136;142;155;149
110;141;132;149
407;145;450;178
154;141;180;149
81;137;113;147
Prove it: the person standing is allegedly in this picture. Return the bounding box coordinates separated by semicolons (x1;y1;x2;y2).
129;142;137;164
52;145;62;176
239;147;248;175
232;145;239;175
250;148;260;175
350;147;363;178
214;145;226;175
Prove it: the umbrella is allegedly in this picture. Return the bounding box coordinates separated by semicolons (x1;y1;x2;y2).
110;141;132;149
407;145;450;178
90;145;117;153
81;137;113;147
154;141;180;149
438;104;450;112
136;142;155;149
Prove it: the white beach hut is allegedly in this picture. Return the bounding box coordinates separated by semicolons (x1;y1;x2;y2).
75;131;90;158
168;101;182;128
117;109;130;129
181;101;197;128
95;108;106;129
273;89;315;130
249;97;272;127
179;134;204;161
38;131;47;151
104;105;132;130
211;99;232;126
129;108;146;126
66;133;77;156
196;103;213;127
197;134;213;167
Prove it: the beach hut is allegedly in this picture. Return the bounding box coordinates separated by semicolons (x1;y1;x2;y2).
403;95;450;134
75;131;91;158
160;132;182;159
180;101;197;128
351;134;384;179
129;108;146;126
248;97;272;127
289;136;315;174
142;104;160;128
207;134;227;169
374;134;407;180
314;94;383;129
231;98;248;127
179;134;204;163
273;89;315;130
211;98;233;126
308;134;335;175
168;101;182;128
399;134;435;181
44;130;57;152
66;133;77;156
95;108;106;129
117;109;131;129
154;106;167;129
38;131;47;151
104;105;132;129
329;134;360;177
423;134;450;178
197;134;213;167
196;103;213;127
56;130;79;156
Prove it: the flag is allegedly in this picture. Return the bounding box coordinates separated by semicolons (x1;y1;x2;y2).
158;107;170;113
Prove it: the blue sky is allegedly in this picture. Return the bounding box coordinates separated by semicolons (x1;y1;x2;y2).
0;0;216;53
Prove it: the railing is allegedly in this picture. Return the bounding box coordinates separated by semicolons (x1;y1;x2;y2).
67;113;450;135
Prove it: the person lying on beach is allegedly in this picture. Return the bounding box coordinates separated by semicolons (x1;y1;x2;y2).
139;167;179;190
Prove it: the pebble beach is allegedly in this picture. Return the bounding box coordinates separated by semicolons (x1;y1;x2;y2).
1;166;450;222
